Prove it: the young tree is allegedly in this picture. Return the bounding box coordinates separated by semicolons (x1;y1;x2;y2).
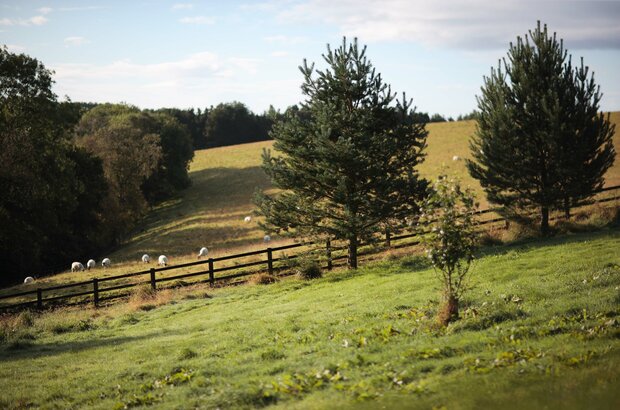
467;22;615;235
255;38;428;269
420;175;477;326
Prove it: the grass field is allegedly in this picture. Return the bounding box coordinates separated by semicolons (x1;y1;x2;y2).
2;114;618;292
1;227;619;409
111;112;620;264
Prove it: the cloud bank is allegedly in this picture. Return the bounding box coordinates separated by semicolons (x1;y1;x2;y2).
278;0;620;49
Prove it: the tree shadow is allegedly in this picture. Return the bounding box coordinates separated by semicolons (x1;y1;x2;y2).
0;331;164;362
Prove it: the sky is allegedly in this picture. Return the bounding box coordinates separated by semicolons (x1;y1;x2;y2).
1;0;619;117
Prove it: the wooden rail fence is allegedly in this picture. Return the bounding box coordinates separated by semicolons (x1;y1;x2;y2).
1;185;618;312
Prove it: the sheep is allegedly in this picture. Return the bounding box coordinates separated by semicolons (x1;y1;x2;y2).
452;155;461;161
102;258;111;268
87;259;96;270
244;216;252;223
71;262;85;272
158;255;168;267
24;276;34;284
263;235;271;243
142;254;150;263
198;247;208;259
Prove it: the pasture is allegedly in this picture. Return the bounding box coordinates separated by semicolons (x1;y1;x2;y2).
112;112;620;265
1;114;618;294
1;228;619;409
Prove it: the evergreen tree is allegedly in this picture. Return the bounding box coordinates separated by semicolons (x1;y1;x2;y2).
467;22;615;235
255;38;428;269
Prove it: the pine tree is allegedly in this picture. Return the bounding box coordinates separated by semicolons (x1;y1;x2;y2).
255;38;428;269
467;22;615;235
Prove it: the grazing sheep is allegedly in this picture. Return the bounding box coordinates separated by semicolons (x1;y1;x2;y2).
102;258;111;268
263;235;271;243
71;262;85;272
142;254;150;263
87;259;96;270
244;216;252;223
158;255;168;267
198;247;209;259
452;155;461;161
24;276;34;284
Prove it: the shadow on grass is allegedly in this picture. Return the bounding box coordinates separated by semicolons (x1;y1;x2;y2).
0;332;163;362
475;225;620;260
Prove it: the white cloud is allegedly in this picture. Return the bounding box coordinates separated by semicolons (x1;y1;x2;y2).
179;16;215;25
50;52;291;110
270;50;289;57
172;3;194;10
277;0;620;49
6;44;26;53
64;36;89;47
264;35;308;45
37;7;52;15
52;52;257;82
0;15;48;26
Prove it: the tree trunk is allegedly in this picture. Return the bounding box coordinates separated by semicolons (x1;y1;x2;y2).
541;206;550;236
438;294;459;326
347;236;358;269
563;197;571;220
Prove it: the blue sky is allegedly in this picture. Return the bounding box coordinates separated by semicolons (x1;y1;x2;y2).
2;0;619;117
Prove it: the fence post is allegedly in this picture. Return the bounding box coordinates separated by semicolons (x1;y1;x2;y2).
208;258;214;286
385;227;391;248
150;268;156;291
267;248;273;275
36;288;42;310
326;238;332;270
93;278;99;307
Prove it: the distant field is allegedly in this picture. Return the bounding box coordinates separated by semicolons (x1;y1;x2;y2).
2;228;619;409
109;112;618;264
2;114;617;290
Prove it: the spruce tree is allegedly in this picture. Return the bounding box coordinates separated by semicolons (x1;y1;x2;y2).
467;22;615;235
255;38;428;269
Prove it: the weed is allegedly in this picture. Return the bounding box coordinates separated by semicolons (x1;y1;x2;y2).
249;273;280;285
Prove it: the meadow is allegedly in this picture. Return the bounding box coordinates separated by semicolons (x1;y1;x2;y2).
109;111;620;264
1;113;618;295
1;227;619;409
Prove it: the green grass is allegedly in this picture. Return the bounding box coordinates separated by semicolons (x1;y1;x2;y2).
3;115;618;296
2;227;619;409
111;112;620;264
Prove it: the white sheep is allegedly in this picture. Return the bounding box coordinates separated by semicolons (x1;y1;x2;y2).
158;255;168;267
244;216;252;223
87;259;96;270
142;254;150;263
102;258;111;268
263;235;271;243
71;262;85;272
452;155;461;161
198;247;208;259
24;276;34;284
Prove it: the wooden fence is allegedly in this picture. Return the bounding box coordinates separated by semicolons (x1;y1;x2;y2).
1;185;619;312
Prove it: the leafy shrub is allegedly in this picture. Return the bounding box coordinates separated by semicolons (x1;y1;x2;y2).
296;259;322;280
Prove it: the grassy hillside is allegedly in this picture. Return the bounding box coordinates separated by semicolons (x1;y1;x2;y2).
111;113;620;263
2;114;617;290
2;228;619;409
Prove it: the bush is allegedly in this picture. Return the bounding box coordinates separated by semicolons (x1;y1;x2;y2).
249;273;280;285
296;259;323;280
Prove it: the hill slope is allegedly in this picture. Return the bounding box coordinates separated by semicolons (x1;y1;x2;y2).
2;228;619;409
110;113;620;265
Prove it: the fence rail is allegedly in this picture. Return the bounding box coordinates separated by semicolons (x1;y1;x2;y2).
1;184;618;312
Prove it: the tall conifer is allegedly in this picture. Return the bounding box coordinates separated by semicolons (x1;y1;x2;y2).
467;22;615;235
255;38;428;269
